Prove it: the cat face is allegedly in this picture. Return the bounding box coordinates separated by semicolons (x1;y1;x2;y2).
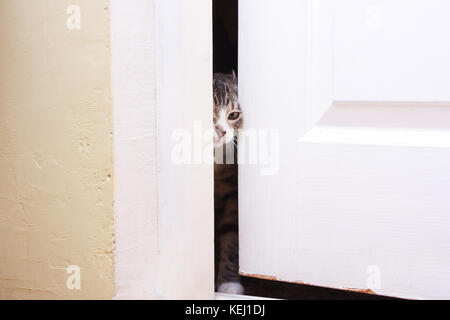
213;73;242;147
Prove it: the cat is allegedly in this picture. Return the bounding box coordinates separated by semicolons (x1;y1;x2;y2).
213;71;244;295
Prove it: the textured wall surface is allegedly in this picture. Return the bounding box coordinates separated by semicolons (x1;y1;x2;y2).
0;0;114;299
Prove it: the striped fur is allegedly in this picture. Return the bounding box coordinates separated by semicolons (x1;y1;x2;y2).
213;72;243;294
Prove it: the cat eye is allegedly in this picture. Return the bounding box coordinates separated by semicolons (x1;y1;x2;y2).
228;111;240;121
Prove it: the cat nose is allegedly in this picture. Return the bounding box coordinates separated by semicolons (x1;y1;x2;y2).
216;128;226;137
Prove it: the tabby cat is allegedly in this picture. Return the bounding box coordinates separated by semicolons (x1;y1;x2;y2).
213;71;244;294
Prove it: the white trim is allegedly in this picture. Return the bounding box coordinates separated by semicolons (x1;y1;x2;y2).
111;0;158;299
112;0;214;299
300;126;450;148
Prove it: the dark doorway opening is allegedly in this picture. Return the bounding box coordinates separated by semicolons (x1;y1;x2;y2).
213;0;238;74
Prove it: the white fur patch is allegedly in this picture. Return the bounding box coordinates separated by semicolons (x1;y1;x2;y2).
215;109;235;146
217;109;228;132
217;282;244;295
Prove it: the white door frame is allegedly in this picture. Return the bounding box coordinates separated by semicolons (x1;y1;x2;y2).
111;0;214;299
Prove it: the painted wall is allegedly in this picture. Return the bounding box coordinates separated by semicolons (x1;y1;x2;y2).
0;0;114;299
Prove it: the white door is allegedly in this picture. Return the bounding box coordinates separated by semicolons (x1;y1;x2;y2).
239;0;450;299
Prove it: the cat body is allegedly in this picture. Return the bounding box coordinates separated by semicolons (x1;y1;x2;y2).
213;72;243;295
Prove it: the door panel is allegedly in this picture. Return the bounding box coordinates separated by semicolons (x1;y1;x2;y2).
239;0;450;299
334;0;450;101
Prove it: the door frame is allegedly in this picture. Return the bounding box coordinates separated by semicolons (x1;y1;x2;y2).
111;0;214;299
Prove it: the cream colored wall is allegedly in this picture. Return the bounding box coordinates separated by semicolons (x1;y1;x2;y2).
0;0;114;299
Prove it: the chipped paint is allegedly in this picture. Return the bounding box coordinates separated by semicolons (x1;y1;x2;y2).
240;272;311;286
344;288;377;295
240;272;279;281
241;272;380;296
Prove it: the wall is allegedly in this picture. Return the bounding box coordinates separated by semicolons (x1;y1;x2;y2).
0;0;114;299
